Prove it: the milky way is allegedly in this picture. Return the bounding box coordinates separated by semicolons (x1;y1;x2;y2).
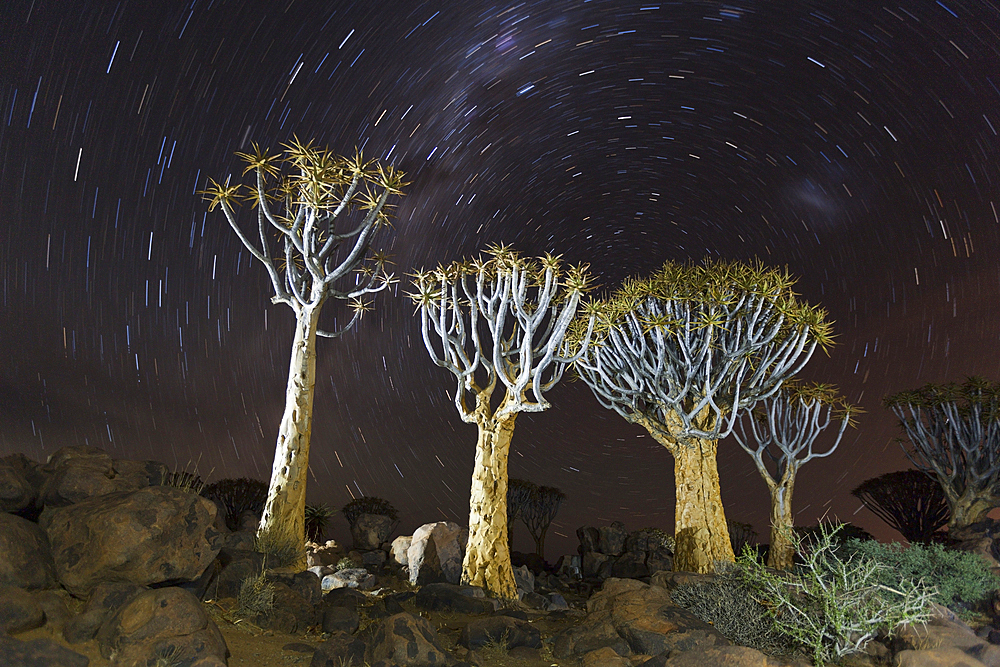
3;0;1000;558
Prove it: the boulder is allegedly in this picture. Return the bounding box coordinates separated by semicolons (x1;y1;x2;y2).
321;586;367;609
366;612;456;666
577;526;600;553
63;581;150;642
38;446;167;508
0;636;89;667
322;605;360;634
311;630;367;667
407;521;466;586
391;535;412;567
0;512;57;589
251;582;318;635
95;586;228;665
351;513;395;550
322;568;375;591
41;486;220;597
414;582;496;615
636;645;790;666
306;540;346;568
893;647;991;667
893;604;1000;665
513;564;534;597
458;615;542;650
553;578;732;660
0;586;45;634
598;521;628;555
0;458;35;513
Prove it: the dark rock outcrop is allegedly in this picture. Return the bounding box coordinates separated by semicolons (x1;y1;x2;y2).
0;512;57;589
41;486;220;597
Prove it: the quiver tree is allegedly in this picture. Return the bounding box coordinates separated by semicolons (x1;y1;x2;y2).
573;259;832;573
521;485;565;558
732;382;858;570
851;469;949;544
885;377;1000;533
507;478;538;553
201;139;406;568
408;244;596;598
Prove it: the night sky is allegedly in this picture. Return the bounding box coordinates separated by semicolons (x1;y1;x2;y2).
3;0;1000;560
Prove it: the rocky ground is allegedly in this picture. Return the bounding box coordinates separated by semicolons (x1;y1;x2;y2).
5;445;1000;666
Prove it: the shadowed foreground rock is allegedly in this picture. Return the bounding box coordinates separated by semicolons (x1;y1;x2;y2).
0;512;57;589
41;485;221;597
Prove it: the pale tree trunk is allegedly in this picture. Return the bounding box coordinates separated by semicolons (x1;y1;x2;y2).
767;480;796;570
258;305;322;570
462;415;518;599
947;490;998;536
653;434;735;573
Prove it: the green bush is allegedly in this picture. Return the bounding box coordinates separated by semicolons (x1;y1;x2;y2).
735;524;936;666
670;561;796;656
841;538;1000;613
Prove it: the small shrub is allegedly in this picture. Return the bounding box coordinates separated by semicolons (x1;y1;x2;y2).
670;559;796;656
630;527;674;553
159;470;204;494
341;496;398;527
254;526;304;569
305;503;335;542
795;520;873;551
201;478;268;531
841;538;1000;613
478;629;512;662
336;556;360;571
736;523;936;665
236;567;274;618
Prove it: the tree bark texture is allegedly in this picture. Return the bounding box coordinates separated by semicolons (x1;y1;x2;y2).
258;306;321;569
947;490;997;534
767;481;796;570
462;416;518;599
654;435;736;573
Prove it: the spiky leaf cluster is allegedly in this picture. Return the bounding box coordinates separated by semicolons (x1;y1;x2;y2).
574;258;833;442
304;503;335;543
201;478;269;531
159;470;205;494
408;244;597;423
884;376;1000;521
341;496;398;526
200;137;407;337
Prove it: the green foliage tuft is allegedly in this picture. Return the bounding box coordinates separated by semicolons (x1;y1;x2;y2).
840;538;1000;613
670;560;797;656
736;523;936;665
341;496;398;526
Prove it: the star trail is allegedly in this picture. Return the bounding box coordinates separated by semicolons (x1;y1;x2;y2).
3;0;1000;557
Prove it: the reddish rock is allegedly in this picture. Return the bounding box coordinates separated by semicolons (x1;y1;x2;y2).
41;486;220;597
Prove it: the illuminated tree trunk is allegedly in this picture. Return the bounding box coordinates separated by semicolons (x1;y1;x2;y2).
767;480;796;570
654;434;735;574
258;304;322;569
462;415;518;599
948;491;996;534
